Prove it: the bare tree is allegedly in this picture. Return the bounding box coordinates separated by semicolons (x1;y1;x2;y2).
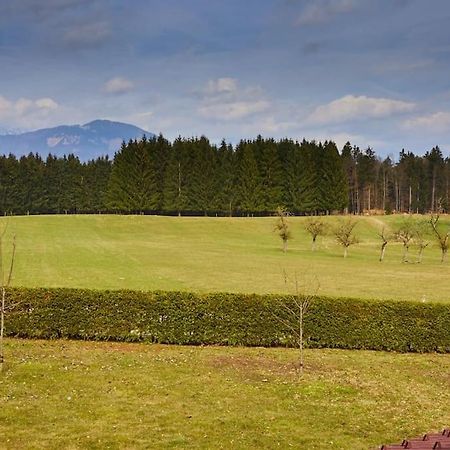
333;218;359;258
274;206;292;253
395;216;415;263
430;214;449;263
274;272;318;375
414;220;430;264
378;227;391;262
0;231;16;372
304;217;326;251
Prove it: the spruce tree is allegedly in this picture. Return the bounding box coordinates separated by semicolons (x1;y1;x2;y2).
107;138;155;212
214;140;235;215
259;138;283;211
319;141;348;212
162;138;190;214
235;141;262;213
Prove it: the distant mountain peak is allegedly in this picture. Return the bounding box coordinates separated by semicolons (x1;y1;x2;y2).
0;120;153;160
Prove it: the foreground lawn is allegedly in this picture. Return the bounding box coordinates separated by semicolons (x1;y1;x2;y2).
0;339;449;449
1;214;449;302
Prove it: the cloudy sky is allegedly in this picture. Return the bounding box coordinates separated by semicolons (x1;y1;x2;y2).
1;0;450;156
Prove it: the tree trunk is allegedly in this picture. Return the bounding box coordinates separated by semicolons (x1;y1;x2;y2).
283;240;287;253
0;287;5;372
402;245;409;263
344;247;348;258
431;169;436;212
299;305;304;375
409;185;412;214
379;243;387;262
417;247;424;264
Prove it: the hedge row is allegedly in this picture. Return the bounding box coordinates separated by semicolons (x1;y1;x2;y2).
5;287;450;352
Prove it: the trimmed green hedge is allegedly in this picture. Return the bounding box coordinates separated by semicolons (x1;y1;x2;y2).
5;287;450;352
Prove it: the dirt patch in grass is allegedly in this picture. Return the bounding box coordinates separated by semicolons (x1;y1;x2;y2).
209;354;304;377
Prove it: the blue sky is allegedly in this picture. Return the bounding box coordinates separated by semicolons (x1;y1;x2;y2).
1;0;450;157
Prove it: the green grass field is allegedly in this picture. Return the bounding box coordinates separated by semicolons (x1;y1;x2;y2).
1;339;449;449
1;214;449;302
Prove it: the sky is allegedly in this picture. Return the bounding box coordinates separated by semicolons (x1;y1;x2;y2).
1;0;450;157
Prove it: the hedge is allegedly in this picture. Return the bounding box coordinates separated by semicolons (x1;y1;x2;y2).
4;287;450;352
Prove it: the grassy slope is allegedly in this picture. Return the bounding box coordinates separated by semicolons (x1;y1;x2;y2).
2;214;449;302
1;339;449;449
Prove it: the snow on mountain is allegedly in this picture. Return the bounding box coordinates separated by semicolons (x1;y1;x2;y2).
0;119;154;160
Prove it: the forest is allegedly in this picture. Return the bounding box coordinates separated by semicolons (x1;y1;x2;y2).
0;134;448;215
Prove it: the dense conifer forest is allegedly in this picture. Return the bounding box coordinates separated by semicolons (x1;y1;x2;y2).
0;134;448;215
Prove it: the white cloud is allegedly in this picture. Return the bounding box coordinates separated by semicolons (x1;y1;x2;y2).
403;111;450;132
204;77;238;95
297;0;358;25
199;100;270;121
198;78;270;121
0;95;60;128
35;97;58;110
103;77;134;95
307;95;415;125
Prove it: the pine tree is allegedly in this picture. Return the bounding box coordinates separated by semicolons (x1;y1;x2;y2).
107;138;155;212
319;141;348;212
188;136;217;214
258;138;283;211
162;138;190;214
214;140;235;215
235;141;262;213
297;141;320;213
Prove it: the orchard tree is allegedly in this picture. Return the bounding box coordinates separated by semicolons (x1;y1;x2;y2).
378;227;391;262
334;218;359;258
304;217;326;251
430;214;449;263
395;216;416;263
274;207;291;253
414;220;430;263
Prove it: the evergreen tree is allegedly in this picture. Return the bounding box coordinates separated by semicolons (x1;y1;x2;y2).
258;137;283;211
235;140;262;213
297;141;320;212
214;140;235;215
107;139;155;212
188;136;217;214
162;138;190;213
319;141;348;212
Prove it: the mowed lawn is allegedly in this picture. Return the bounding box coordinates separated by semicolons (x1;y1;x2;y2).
0;339;449;449
1;214;449;302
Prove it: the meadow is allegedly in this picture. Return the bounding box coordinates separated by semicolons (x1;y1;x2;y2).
1;339;450;449
1;214;450;449
1;214;449;302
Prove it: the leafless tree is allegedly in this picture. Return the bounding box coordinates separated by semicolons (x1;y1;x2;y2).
304;217;326;251
274;207;292;253
273;272;318;375
414;220;430;264
378;227;391;262
333;218;359;258
0;230;16;372
430;214;449;263
395;216;415;263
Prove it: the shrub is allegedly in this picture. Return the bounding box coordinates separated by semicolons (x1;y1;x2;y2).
5;287;450;353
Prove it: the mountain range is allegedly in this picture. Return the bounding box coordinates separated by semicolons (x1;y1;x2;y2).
0;120;153;160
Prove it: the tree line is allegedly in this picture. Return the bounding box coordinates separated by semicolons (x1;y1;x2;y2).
0;134;448;215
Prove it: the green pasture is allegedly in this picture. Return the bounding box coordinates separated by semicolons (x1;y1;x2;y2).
1;214;449;302
1;339;449;449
